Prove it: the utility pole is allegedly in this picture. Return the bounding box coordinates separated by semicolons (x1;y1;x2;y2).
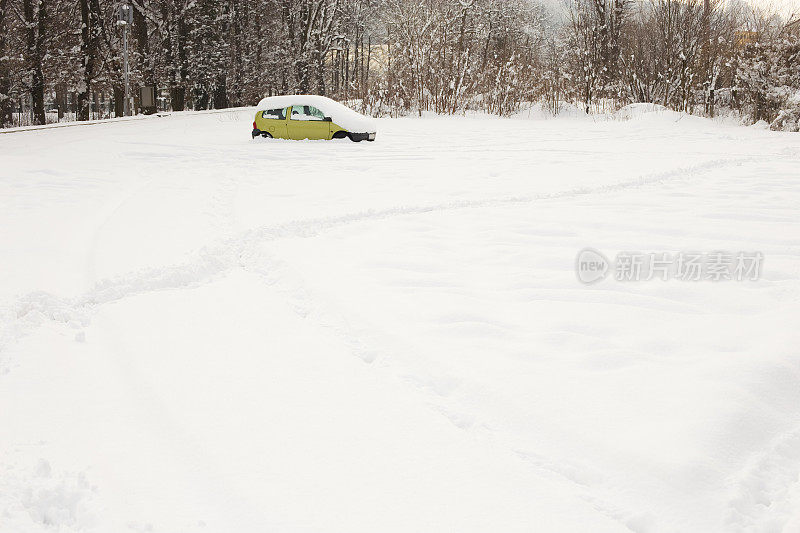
703;0;713;117
118;5;132;116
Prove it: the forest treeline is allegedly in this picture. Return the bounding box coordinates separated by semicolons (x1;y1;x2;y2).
1;0;799;129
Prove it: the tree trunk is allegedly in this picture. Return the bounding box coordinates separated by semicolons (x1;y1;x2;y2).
0;0;13;127
365;35;371;98
56;84;65;120
78;0;95;121
195;88;209;110
34;0;46;123
213;74;228;109
171;87;185;111
134;0;156;113
229;0;242;106
24;0;46;125
113;85;124;118
133;1;153;85
169;16;188;111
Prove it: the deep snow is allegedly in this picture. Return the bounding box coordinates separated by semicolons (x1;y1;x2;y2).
0;107;799;533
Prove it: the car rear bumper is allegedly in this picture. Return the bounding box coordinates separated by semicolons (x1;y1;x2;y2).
252;128;261;138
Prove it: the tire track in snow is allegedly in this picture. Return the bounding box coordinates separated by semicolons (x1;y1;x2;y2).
234;242;650;533
0;155;764;369
725;424;800;532
85;155;161;287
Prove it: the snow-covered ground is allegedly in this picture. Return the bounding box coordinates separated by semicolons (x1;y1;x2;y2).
1;107;799;533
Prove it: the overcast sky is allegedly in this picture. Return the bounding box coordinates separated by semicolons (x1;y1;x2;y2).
544;0;799;18
752;0;799;17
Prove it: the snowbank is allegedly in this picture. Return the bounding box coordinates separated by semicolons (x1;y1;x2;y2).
510;102;589;120
770;91;800;132
256;95;377;133
613;102;673;120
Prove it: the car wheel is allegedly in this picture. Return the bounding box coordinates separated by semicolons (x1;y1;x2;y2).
349;133;363;143
261;131;272;138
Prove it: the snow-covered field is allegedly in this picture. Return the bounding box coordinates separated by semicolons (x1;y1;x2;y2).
1;107;799;533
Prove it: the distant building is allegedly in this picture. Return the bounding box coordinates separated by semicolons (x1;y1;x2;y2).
735;30;759;47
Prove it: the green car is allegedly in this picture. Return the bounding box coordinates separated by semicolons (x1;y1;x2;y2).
252;95;377;142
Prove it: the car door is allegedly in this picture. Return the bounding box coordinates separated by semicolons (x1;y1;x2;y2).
258;107;289;138
287;105;331;140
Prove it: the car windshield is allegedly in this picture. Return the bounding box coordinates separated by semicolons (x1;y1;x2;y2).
262;108;287;120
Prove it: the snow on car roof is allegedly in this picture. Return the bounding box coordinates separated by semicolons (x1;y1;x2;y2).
256;94;377;133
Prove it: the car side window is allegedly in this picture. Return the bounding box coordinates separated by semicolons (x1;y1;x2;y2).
290;105;326;121
262;108;287;120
